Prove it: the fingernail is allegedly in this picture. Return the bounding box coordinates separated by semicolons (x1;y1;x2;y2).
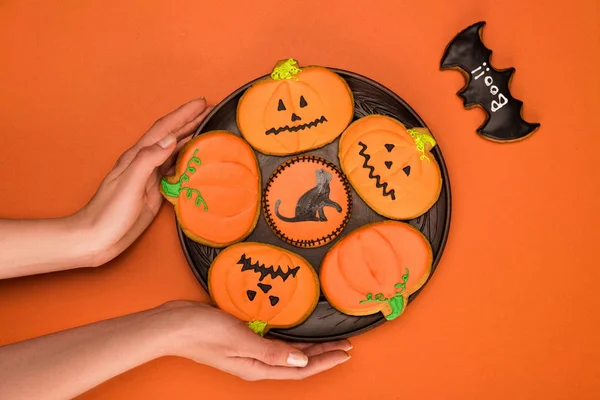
345;342;353;351
341;355;351;364
287;351;308;367
158;134;175;149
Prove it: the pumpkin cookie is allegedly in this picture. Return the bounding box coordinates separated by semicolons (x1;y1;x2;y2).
320;221;433;321
237;58;354;156
263;156;352;248
160;131;260;247
208;242;320;336
339;115;442;220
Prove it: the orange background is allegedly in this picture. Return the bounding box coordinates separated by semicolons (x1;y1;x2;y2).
1;0;599;399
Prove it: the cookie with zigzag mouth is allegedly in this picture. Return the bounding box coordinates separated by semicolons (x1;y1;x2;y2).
338;115;442;220
208;242;320;336
237;58;353;156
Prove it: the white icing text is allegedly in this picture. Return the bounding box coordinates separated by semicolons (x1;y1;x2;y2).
471;62;508;113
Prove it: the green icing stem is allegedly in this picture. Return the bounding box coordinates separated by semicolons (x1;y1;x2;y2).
160;149;208;211
271;58;302;81
248;320;268;336
384;296;405;321
406;128;437;162
161;179;181;197
359;268;409;321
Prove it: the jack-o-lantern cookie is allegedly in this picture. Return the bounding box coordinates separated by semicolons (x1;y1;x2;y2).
160;131;261;247
339;115;442;220
320;221;432;321
209;242;320;336
263;156;352;248
237;58;354;156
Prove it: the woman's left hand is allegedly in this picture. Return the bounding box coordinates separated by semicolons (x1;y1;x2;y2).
76;98;213;266
0;98;211;278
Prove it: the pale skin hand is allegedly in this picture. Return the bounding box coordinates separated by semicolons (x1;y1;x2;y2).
0;98;213;279
0;301;352;400
0;98;353;396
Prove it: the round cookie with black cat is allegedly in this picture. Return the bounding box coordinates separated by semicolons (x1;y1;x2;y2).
263;156;352;248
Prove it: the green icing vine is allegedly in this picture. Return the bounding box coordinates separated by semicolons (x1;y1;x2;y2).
359;268;409;321
160;149;208;211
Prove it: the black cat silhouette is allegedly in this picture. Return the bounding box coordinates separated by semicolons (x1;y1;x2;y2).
275;169;342;222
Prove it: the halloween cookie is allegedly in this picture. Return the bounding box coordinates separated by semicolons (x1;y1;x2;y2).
160;131;261;247
339;115;441;220
237;58;354;156
263;156;352;248
208;242;320;336
320;221;433;321
440;21;540;141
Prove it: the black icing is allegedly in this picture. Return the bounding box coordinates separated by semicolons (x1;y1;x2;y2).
385;161;393;169
291;113;301;122
257;283;272;293
440;21;540;141
269;296;280;306
384;144;395;152
265;115;327;136
278;99;286;111
247;290;257;301
403;165;411;176
238;254;300;282
300;96;307;108
358;141;396;200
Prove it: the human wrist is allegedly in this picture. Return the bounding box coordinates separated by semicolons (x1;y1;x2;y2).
56;212;105;268
127;309;184;361
147;303;205;359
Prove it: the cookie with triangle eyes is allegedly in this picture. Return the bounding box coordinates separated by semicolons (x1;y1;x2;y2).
208;242;320;337
236;58;354;156
338;115;442;220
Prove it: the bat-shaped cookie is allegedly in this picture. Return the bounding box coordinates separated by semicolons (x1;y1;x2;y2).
441;21;540;142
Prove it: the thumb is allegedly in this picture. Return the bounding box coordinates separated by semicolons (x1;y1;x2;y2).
125;134;177;182
244;337;309;368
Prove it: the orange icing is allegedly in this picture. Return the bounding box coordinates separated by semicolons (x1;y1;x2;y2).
236;60;354;156
339;115;442;220
263;156;352;248
161;131;260;247
208;242;320;335
320;221;432;319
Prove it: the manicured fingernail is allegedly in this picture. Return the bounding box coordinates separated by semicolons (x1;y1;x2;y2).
345;342;353;351
287;351;308;367
158;134;175;148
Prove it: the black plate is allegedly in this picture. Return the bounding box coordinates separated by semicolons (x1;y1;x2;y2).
177;68;451;342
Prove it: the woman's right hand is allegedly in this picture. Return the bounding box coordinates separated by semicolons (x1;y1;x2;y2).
0;300;352;400
157;300;352;381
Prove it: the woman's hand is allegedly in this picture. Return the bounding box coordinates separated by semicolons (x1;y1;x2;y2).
160;301;352;381
75;98;213;267
0;301;352;399
0;98;213;278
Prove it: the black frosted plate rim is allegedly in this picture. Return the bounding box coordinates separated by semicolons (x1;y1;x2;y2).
175;67;452;342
